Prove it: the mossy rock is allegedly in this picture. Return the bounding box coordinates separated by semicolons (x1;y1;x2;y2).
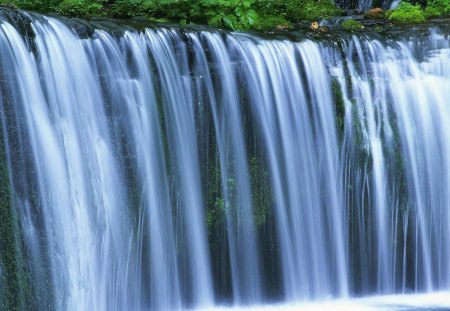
341;19;364;30
374;25;383;32
364;7;385;19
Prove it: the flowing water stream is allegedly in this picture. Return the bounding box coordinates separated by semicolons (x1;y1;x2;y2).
0;9;449;311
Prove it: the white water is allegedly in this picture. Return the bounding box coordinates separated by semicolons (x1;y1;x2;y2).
202;292;450;311
0;10;449;311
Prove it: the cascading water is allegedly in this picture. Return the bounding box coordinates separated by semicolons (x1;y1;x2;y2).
334;0;392;15
0;9;449;311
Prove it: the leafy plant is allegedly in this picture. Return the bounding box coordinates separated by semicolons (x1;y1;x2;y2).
206;0;260;30
1;0;343;30
7;0;60;11
284;0;343;21
111;0;147;17
388;2;425;23
0;0;18;8
58;0;103;17
424;0;450;17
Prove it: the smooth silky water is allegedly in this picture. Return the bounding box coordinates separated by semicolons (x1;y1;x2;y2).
0;9;449;311
202;293;450;310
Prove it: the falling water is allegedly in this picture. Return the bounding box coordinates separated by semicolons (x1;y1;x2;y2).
0;9;449;310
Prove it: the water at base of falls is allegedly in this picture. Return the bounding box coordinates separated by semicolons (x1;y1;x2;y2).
0;9;449;311
203;292;450;311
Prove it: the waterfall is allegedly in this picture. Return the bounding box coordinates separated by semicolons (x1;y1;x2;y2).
0;9;449;310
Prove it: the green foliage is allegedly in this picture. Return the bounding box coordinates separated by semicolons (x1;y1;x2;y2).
254;0;338;21
384;9;393;18
0;0;17;8
424;5;441;17
284;0;343;21
149;0;263;30
111;0;146;17
256;15;289;29
1;0;343;30
388;2;425;24
5;0;60;11
57;0;103;17
424;0;450;17
341;18;363;30
207;0;261;30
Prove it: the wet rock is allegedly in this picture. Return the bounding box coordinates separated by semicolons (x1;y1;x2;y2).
310;21;319;30
364;7;385;19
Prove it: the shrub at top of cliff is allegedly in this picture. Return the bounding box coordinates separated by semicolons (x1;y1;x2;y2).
424;0;450;18
57;0;103;17
154;0;265;30
6;0;60;11
143;0;341;29
282;0;343;21
388;2;425;24
0;0;344;30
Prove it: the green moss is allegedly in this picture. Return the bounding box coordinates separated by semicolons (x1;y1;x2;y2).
205;151;225;237
249;156;271;227
0;120;30;310
388;2;425;24
332;79;345;140
341;19;364;30
385;9;393;18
